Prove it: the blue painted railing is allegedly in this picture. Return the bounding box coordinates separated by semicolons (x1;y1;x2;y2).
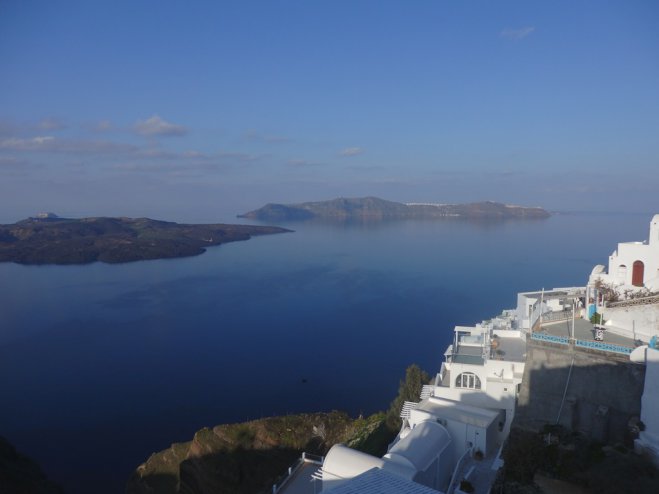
574;339;633;355
531;332;569;345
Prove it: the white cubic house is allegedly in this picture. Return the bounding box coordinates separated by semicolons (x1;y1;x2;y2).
590;214;659;291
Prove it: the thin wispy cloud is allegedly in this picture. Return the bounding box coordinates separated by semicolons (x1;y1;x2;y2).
287;159;324;168
245;130;290;143
500;26;535;40
0;156;29;168
134;115;187;137
339;147;363;157
94;120;114;132
217;151;264;162
135;148;211;160
0;136;137;154
37;117;67;131
486;169;522;178
345;164;385;172
0;136;56;150
111;162;227;173
0;121;17;136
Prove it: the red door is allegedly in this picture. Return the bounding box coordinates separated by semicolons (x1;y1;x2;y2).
632;260;644;286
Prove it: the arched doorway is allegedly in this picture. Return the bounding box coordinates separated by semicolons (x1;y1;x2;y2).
632;260;644;286
617;265;627;283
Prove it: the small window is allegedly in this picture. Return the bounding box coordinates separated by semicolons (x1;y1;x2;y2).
455;372;481;389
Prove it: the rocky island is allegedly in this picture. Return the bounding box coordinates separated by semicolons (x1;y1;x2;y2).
0;215;290;265
239;197;550;221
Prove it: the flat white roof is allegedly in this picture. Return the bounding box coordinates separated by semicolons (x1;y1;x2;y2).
415;396;499;429
324;468;443;494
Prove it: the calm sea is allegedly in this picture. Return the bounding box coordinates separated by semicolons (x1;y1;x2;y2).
0;212;651;493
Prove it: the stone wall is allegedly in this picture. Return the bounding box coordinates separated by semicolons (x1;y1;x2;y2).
514;339;645;443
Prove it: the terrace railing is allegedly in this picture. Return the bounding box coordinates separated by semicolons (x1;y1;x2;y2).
574;339;633;355
531;332;634;355
607;294;659;309
541;309;574;323
531;332;569;345
272;452;323;494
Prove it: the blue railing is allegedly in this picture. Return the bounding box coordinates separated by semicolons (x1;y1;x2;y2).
532;331;635;355
574;339;633;355
531;332;569;345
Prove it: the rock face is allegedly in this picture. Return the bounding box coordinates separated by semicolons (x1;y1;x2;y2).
126;412;389;494
239;197;551;222
0;216;291;265
0;436;63;494
515;339;645;444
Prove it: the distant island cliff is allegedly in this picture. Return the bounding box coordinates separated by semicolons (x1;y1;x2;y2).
238;197;551;221
0;215;290;265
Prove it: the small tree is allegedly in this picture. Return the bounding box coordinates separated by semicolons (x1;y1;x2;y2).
386;364;430;431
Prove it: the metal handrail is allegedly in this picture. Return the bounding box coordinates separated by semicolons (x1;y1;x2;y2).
541;309;573;323
272;453;324;493
446;447;473;494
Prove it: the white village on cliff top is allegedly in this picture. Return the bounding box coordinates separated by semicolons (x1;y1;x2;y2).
272;215;659;494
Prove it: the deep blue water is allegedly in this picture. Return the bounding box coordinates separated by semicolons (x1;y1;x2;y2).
0;212;651;493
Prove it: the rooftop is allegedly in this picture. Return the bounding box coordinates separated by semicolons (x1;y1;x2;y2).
541;318;637;349
322;468;440;494
416;397;499;429
491;334;526;362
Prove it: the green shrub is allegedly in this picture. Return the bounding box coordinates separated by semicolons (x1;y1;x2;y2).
385;364;430;431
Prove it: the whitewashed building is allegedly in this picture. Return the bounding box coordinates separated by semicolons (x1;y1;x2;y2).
315;314;525;494
590;214;659;290
425;315;526;440
321;421;454;492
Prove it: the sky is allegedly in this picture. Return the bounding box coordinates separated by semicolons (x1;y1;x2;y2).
1;1;658;222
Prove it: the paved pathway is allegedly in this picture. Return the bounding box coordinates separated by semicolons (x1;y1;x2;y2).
541;318;636;348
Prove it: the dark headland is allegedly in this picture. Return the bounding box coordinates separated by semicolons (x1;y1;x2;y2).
0;214;290;265
239;197;551;221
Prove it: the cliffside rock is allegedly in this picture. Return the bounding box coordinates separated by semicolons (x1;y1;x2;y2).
126;412;389;494
0;436;64;494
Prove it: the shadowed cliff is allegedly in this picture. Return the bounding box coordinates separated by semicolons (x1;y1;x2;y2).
0;436;64;494
125;411;392;494
496;345;657;493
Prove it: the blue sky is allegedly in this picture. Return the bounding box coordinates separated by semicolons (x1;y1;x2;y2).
1;1;658;221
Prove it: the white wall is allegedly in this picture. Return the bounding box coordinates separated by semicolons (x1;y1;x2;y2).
602;216;659;288
601;304;659;343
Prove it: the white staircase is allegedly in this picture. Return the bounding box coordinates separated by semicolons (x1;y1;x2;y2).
400;401;419;419
420;384;434;400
